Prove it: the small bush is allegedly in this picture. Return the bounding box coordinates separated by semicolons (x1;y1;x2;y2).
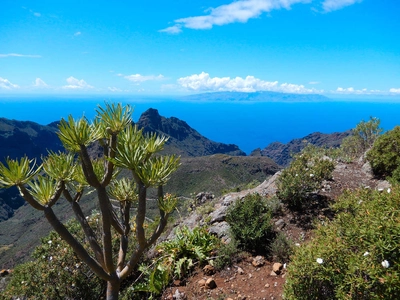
2;217;104;300
214;236;240;270
366;126;400;182
284;188;400;299
226;193;273;252
277;145;335;209
130;226;219;296
340;117;382;161
270;232;294;263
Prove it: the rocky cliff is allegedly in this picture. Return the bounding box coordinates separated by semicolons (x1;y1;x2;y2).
137;108;245;157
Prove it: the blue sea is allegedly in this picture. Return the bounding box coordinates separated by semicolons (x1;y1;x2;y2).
1;95;400;154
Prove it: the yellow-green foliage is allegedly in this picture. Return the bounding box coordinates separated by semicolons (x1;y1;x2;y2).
366;126;400;183
284;188;400;299
1;216;104;300
341;117;382;160
277;145;335;209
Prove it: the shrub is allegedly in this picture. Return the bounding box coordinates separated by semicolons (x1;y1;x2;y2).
213;235;240;270
341;117;382;160
284;188;400;299
226;193;273;252
2;216;104;300
277;145;335;209
270;232;294;263
129;226;219;296
366;126;400;182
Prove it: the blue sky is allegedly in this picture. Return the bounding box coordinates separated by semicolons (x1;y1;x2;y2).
1;0;399;97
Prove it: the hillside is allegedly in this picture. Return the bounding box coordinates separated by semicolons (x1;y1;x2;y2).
137;108;245;156
251;131;350;166
0;110;245;222
161;158;390;300
166;154;280;196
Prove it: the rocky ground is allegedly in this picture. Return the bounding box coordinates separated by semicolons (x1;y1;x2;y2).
161;158;389;300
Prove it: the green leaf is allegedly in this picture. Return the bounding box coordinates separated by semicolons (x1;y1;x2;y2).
0;157;41;188
27;176;58;205
57;115;103;152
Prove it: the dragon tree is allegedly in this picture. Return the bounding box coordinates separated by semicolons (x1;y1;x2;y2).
0;103;180;299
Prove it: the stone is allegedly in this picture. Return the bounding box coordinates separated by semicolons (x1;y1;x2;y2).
274;219;285;230
208;221;230;238
173;289;187;300
205;278;217;289
237;267;245;274
272;262;283;274
0;269;9;277
198;279;206;287
203;264;216;276
252;255;265;267
270;271;277;276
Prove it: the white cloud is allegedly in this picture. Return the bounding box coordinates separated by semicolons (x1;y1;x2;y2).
124;74;164;83
0;53;41;58
390;88;400;94
322;0;362;12
74;31;81;36
63;76;93;89
108;87;122;92
33;78;48;88
334;87;384;94
309;81;320;85
159;25;182;34
0;77;19;89
161;0;311;32
177;72;319;93
160;0;363;33
33;12;41;17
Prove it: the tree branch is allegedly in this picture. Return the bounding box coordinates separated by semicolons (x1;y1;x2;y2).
79;145;101;188
17;185;45;211
101;134;117;187
43;206;110;281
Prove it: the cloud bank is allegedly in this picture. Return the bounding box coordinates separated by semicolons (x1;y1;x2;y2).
63;76;93;89
33;78;48;88
322;0;362;12
0;77;19;89
124;74;164;83
178;72;319;93
160;0;362;33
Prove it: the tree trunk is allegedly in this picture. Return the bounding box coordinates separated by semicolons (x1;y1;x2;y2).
106;279;120;300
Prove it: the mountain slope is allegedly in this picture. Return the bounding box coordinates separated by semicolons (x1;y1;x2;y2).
137;108;245;156
251;131;350;166
0;110;246;222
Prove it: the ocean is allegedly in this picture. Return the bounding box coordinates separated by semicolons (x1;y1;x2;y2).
1;95;400;154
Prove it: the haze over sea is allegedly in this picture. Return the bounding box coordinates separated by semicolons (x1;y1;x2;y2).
1;95;400;154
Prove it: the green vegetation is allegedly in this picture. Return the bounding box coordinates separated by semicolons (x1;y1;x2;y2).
340;116;382;161
0;103;180;300
124;226;218;298
284;188;400;299
366;126;400;183
1;217;104;300
226;193;274;252
276;145;335;209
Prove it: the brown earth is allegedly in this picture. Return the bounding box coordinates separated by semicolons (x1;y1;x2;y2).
161;160;386;300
